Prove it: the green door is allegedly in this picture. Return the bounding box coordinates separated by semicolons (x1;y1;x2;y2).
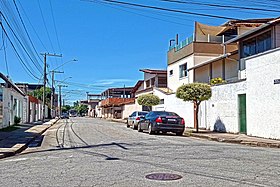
239;94;247;134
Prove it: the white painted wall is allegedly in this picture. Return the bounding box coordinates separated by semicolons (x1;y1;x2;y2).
122;103;142;119
1;88;26;128
167;55;193;91
205;81;247;133
246;48;280;139
153;89;194;128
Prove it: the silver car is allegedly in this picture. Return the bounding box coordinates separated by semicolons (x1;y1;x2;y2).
127;111;148;130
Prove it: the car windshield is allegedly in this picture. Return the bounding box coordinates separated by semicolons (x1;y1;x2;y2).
138;112;148;116
153;111;179;117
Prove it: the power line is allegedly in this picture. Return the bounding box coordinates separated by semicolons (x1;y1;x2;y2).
17;1;48;51
0;22;40;80
37;0;55;52
49;0;61;52
158;0;280;13
13;0;44;64
83;0;239;20
2;30;9;76
0;12;43;74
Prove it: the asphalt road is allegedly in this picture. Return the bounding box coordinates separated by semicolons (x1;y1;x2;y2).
0;117;279;187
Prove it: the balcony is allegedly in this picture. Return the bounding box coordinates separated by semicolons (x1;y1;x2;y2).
168;35;237;65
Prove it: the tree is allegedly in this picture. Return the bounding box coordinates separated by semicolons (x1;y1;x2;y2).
74;104;88;116
137;94;160;111
29;87;52;106
176;83;212;132
62;105;71;113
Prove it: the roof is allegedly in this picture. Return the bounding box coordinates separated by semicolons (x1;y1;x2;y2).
188;51;238;71
139;69;167;74
0;73;25;96
224;17;280;44
222;18;275;26
131;80;144;93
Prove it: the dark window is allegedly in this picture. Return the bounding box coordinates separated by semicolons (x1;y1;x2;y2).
242;31;272;58
179;63;187;78
142;105;151;111
146;80;150;88
159;99;164;104
151;78;155;86
138;112;148;116
131;112;136;117
153;111;179;116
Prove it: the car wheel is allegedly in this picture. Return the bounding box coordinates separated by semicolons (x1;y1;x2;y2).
148;124;154;135
176;132;183;136
133;122;137;130
126;121;130;128
137;123;143;132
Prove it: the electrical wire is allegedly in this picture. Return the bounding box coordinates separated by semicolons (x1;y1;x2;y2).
83;0;239;20
37;0;55;52
13;0;44;64
0;22;40;80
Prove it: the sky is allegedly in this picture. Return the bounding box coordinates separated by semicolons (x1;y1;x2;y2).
0;0;279;105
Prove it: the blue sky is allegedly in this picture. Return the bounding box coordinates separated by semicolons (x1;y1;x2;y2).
0;0;278;104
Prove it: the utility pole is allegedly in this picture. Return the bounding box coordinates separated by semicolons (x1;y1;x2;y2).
41;53;62;122
50;70;64;118
58;84;67;116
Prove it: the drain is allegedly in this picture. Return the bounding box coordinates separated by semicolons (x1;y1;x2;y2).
145;173;182;181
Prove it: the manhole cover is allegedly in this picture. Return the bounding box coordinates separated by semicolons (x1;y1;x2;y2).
145;173;182;181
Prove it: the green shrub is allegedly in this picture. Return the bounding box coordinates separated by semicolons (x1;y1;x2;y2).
210;77;226;85
137;94;160;111
14;116;21;125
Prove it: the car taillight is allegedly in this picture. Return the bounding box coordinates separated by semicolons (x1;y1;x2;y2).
155;117;162;123
136;117;140;120
181;118;185;125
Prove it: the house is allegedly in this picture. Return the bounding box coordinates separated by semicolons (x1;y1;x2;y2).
16;83;58;118
161;19;274;129
100;87;134;119
81;94;102;117
0;73;27;129
203;17;280;139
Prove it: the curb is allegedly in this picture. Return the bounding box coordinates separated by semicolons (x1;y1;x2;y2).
184;132;280;148
0;118;59;159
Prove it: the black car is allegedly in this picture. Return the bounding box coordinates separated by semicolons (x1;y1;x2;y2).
138;111;185;136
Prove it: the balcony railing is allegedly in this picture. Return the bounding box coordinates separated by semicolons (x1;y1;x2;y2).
169;34;236;52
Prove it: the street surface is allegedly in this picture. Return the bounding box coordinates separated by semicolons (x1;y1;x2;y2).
0;117;279;187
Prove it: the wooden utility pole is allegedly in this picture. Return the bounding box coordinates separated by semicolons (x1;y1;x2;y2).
50;70;64;118
41;53;62;122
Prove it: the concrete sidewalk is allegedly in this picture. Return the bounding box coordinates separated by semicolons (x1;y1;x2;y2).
107;118;280;148
0;119;59;159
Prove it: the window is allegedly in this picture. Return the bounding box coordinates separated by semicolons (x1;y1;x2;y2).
159;99;164;104
151;78;155;86
130;112;136;117
242;31;272;58
169;70;173;76
146;80;150;88
179;63;187;78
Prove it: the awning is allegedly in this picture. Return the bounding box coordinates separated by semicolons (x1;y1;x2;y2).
188;51;237;71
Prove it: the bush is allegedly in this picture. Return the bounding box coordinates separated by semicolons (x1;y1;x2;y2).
210;77;226;85
14;116;21;125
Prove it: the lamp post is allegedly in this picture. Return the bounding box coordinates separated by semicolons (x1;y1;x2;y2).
49;59;77;118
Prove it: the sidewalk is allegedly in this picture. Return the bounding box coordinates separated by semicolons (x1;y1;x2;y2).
107;118;280;148
0;119;59;159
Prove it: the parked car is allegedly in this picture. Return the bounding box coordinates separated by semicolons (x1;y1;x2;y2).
61;113;69;119
138;111;185;136
127;111;149;130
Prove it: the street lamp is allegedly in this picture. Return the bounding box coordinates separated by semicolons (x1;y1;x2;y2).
51;59;78;72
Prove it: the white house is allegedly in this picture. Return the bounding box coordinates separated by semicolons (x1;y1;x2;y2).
0;73;27;129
